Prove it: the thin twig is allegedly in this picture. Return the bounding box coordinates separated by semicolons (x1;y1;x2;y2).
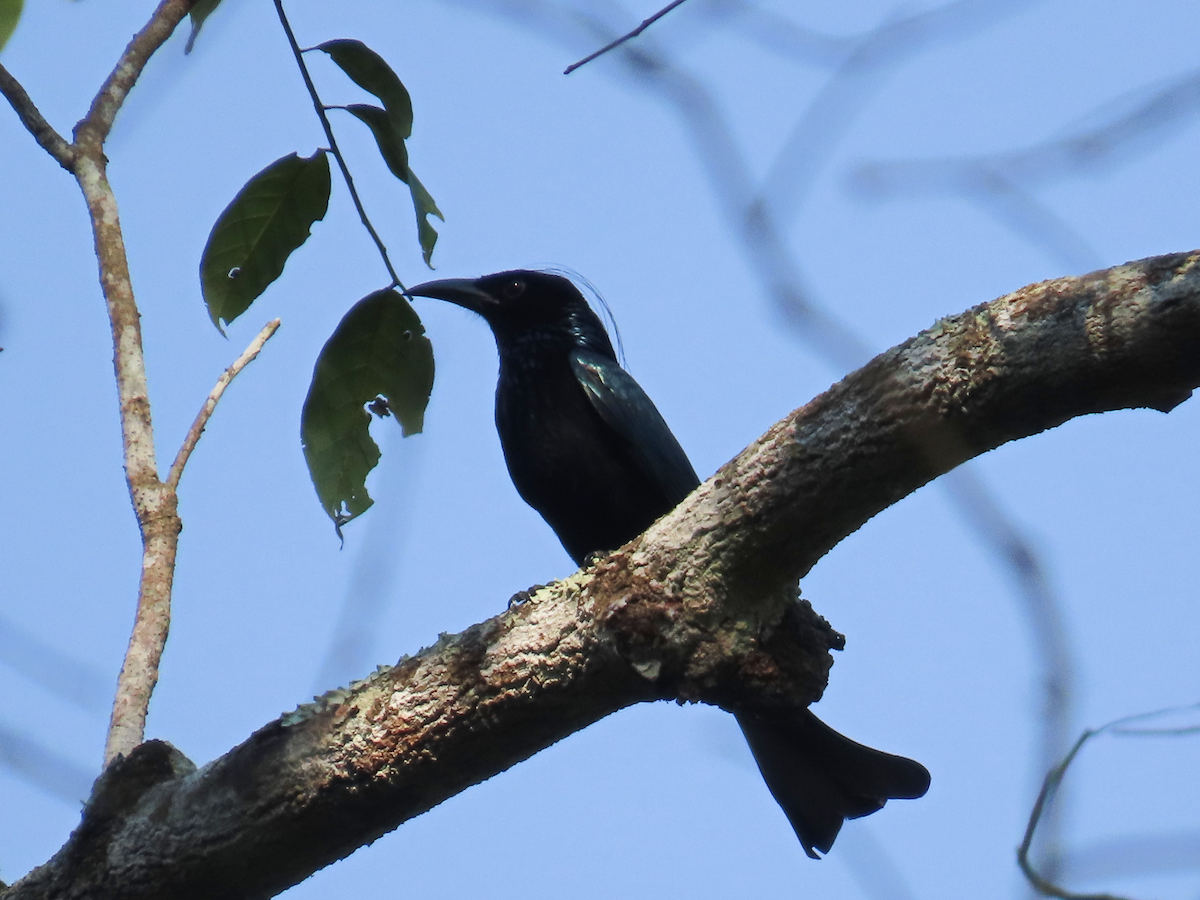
1016;730;1121;900
564;0;690;74
273;0;405;290
167;319;282;490
1017;702;1200;900
854;67;1200;192
0;62;75;169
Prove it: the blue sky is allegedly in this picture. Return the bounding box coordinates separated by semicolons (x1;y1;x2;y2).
3;1;1200;897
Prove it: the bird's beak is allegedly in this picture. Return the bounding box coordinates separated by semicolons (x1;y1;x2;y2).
406;278;498;315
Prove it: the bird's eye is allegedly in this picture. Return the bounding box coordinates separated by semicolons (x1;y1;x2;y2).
502;279;525;299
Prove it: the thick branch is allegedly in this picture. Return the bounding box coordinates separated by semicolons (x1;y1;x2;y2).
637;250;1200;595
9;573;835;900
9;251;1200;900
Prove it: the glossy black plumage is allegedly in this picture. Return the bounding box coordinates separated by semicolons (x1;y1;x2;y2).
409;269;930;858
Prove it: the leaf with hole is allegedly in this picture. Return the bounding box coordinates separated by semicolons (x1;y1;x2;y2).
317;39;413;139
200;151;331;332
301;289;434;530
406;169;443;267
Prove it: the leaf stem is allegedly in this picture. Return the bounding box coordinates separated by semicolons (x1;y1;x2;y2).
273;0;404;291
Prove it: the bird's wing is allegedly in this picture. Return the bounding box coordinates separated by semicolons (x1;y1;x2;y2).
570;348;701;505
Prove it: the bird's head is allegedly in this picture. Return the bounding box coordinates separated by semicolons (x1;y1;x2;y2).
407;269;616;358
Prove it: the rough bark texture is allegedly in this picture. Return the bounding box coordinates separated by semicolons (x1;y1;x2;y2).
635;251;1200;596
7;251;1200;900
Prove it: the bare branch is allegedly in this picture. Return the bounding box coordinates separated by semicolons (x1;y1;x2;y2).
0;62;74;169
1059;828;1200;885
754;0;1037;233
1;3;203;772
1017;729;1127;900
564;0;691;74
53;0;200;767
73;0;201;147
1017;703;1200;900
73;141;181;768
9;250;1200;900
167;320;282;491
938;464;1075;857
695;0;855;66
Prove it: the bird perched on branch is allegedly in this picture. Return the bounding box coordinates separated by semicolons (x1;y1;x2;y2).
408;269;929;857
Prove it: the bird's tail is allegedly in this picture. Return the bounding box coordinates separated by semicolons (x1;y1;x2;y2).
735;709;930;859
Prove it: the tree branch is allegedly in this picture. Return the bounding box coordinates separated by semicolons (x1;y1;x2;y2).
73;142;180;767
73;0;200;147
4;0;273;770
167;319;282;490
8;250;1200;900
0;62;74;169
55;0;202;766
563;0;691;74
644;250;1200;596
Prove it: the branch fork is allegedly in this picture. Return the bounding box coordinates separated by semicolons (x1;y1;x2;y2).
0;0;280;767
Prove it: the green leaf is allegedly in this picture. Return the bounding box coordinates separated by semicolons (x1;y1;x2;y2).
184;0;222;54
341;104;443;267
406;168;443;267
301;289;435;530
313;42;442;266
200;151;331;331
317;39;413;139
0;0;23;53
344;104;409;182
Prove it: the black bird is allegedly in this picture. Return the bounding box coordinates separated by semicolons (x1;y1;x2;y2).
409;269;930;857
